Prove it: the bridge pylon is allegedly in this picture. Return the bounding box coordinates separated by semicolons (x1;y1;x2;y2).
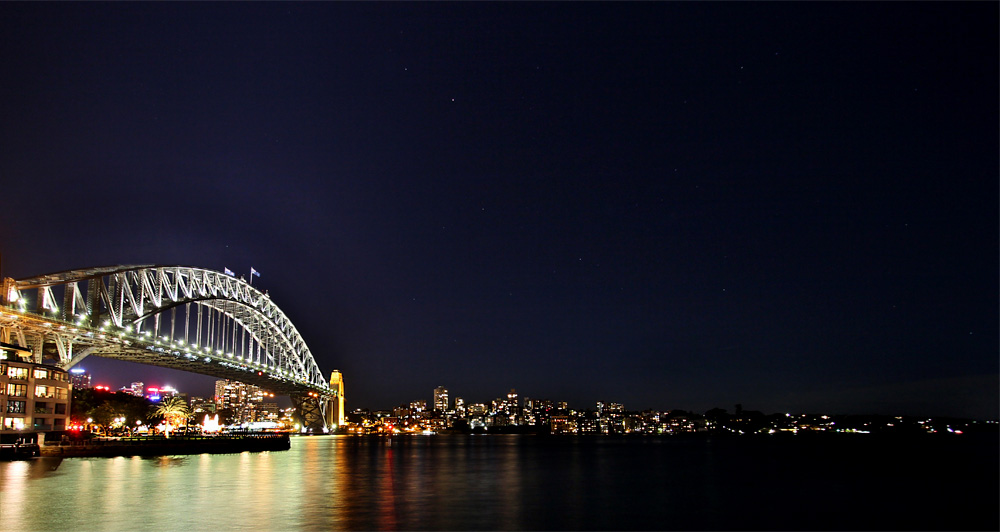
291;392;331;433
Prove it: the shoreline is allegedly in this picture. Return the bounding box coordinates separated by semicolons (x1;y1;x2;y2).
37;433;290;458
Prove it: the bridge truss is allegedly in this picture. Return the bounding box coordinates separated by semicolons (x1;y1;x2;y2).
0;265;335;431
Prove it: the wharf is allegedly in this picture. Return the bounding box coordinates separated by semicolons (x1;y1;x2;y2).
0;442;40;460
39;433;290;457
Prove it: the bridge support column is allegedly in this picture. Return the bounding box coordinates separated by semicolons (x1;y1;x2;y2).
30;334;43;363
290;393;330;434
61;347;99;371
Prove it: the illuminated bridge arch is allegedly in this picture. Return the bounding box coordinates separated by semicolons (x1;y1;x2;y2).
0;265;333;404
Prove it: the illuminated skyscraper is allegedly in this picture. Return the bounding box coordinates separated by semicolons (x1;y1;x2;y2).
68;367;91;389
214;379;270;423
507;388;520;424
433;385;449;412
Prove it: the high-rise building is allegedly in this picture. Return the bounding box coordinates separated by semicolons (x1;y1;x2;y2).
215;379;270;424
189;396;217;416
68;367;91;389
506;388;520;424
127;382;144;397
329;370;345;428
454;396;465;416
259;402;280;422
433;386;449;412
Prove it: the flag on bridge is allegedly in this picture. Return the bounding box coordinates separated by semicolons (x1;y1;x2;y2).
224;268;235;276
251;267;261;278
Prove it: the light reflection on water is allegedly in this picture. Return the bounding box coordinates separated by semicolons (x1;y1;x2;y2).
1;434;997;531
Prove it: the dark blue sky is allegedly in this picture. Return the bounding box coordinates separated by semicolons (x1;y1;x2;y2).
1;3;996;418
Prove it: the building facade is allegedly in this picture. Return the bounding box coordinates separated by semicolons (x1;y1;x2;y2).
1;343;72;435
433;385;449;412
214;379;271;424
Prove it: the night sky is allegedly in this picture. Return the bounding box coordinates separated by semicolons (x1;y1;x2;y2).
1;3;996;419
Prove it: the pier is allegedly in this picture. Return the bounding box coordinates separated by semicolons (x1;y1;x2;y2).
39;433;290;457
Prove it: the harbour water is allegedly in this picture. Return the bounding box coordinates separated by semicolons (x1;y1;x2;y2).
2;433;996;531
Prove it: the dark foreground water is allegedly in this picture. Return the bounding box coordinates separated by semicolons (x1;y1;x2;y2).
1;433;996;531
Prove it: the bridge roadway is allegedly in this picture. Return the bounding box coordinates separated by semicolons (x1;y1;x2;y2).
0;265;336;430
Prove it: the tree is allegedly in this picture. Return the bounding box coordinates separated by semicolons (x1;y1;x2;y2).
152;397;191;437
77;390;152;435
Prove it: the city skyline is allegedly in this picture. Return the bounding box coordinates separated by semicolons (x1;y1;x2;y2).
1;3;996;419
62;361;1000;422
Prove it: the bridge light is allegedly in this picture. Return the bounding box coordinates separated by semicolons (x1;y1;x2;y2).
204;357;211;363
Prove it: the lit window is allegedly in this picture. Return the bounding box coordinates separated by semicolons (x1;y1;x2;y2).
3;417;25;430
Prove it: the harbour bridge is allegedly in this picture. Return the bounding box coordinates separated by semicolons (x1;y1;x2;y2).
0;265;337;431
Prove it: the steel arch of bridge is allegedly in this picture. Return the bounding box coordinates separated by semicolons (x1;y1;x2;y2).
0;265;333;428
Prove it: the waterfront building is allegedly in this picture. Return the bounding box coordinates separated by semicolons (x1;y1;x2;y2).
127;382;144;397
68;367;91;389
0;343;72;435
279;407;296;428
454;396;465;417
409;400;427;414
524;398;555;426
259;402;279;422
578;411;599;434
189;396;216;413
433;385;448;412
550;415;577;434
490;388;520;425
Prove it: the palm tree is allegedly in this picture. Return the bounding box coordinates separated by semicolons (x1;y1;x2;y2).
152;397;191;437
